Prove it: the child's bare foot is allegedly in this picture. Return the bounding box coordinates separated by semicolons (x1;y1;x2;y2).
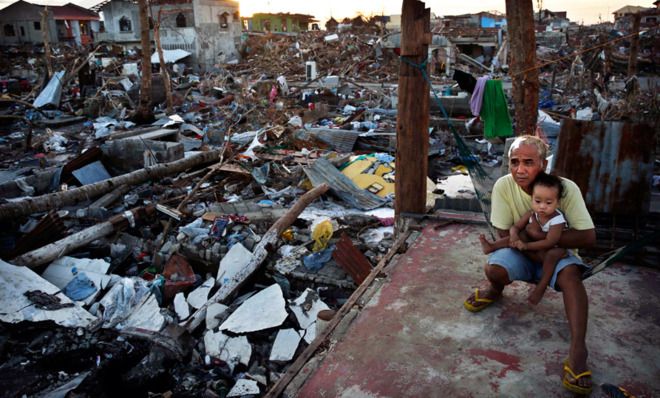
479;234;494;254
528;285;547;305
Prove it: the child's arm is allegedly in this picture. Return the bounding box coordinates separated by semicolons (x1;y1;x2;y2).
509;210;533;244
518;223;563;251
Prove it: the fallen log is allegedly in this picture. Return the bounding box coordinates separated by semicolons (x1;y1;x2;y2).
12;206;155;268
184;183;329;332
0;149;222;221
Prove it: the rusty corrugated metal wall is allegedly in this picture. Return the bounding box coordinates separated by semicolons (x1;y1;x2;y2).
553;119;656;215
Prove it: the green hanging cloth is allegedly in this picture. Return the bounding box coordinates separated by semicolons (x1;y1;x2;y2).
480;79;513;138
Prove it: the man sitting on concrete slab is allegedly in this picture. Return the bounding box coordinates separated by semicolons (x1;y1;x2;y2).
463;135;596;395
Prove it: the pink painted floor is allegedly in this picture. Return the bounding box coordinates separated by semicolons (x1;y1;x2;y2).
297;223;660;397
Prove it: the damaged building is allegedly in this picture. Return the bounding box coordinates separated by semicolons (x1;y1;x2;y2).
0;1;100;47
94;0;242;67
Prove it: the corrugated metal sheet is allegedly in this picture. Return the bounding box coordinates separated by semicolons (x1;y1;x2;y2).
304;158;388;210
332;233;372;285
296;128;359;153
553;119;655;215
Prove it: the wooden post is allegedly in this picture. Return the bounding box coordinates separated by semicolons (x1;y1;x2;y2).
41;7;53;79
628;13;641;78
506;0;539;135
137;0;153;121
395;0;430;225
155;10;174;114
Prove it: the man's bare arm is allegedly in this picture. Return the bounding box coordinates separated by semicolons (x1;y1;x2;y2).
558;228;596;249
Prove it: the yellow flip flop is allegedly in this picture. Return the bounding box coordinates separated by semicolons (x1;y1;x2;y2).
563;363;593;395
463;288;496;312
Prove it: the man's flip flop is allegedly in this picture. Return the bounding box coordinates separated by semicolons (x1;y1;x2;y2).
463;288;496;312
562;363;593;395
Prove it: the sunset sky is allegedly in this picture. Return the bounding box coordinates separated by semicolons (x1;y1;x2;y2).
237;0;653;25
0;0;654;25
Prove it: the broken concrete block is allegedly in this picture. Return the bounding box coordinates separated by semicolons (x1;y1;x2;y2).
289;288;330;344
219;284;287;333
269;329;302;362
205;303;229;330
187;277;215;309
122;294;166;332
227;379;259;397
101;138;184;173
217;242;254;286
174;292;190;321
0;259;96;328
203;331;251;372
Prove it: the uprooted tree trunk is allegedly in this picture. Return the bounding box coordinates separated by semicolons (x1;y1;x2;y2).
184;183;330;332
12;206;155;268
136;0;153;122
154;10;174;114
0;149;222;221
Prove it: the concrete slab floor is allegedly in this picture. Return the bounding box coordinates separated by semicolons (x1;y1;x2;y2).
296;223;660;397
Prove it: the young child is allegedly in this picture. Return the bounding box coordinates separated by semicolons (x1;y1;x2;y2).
480;172;567;305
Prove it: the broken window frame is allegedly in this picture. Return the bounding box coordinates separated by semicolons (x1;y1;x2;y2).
118;16;132;32
4;24;15;37
219;12;228;29
33;21;41;31
176;12;187;28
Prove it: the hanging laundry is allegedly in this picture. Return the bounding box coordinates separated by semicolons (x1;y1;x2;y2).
480;80;513;138
470;76;489;116
452;69;476;93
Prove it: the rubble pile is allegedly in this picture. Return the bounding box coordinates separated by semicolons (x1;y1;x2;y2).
0;15;658;397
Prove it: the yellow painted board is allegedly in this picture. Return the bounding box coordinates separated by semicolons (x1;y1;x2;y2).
352;174;395;197
341;159;375;179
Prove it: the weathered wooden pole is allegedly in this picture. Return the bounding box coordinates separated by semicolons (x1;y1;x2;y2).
40;7;53;79
137;0;153;121
155;10;174;114
506;0;539;135
395;0;430;224
628;13;641;78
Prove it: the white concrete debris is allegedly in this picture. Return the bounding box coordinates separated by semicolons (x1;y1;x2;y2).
217;242;254;285
269;328;302;362
122;294;165;332
289;288;330;344
204;331;251;372
174;292;190;321
219;284;287;333
227;379;260;397
205;303;229;330
42;256;113;305
187;277;215;309
0;259;96;328
435;174;476;199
